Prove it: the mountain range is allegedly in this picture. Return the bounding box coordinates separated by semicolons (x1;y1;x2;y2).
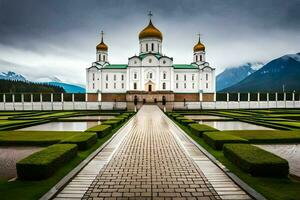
216;62;263;91
220;53;300;92
0;71;86;93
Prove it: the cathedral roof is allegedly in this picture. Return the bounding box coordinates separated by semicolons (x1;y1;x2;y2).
173;64;199;69
139;19;163;41
96;31;108;51
193;35;205;52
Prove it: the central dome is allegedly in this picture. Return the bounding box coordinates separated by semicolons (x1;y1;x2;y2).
139;20;163;41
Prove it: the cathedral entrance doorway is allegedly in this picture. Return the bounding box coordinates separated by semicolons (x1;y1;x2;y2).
145;81;155;92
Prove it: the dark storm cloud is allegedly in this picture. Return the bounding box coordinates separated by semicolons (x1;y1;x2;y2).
0;0;299;83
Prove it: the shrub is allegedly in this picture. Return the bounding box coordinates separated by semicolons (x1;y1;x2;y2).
85;124;112;138
222;130;300;144
223;144;289;177
61;133;97;150
181;119;195;126
17;144;78;180
102;120;121;128
175;117;188;122
203;132;248;150
188;123;219;137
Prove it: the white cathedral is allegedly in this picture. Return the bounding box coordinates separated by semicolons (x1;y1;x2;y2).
86;13;215;104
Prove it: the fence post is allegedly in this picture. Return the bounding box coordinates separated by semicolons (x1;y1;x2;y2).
85;93;88;110
51;93;53;111
267;93;269;109
40;93;43;111
226;93;229;109
237;93;240;109
292;92;295;108
3;94;6;111
31;94;33;111
72;93;75;110
61;93;64;111
21;93;24;111
248;93;250;109
275;92;278;108
214;93;216;109
257;92;260;109
12;94;15;111
284;92;286;108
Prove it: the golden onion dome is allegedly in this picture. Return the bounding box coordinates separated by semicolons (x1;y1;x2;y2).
96;31;108;51
193;36;205;52
139;19;163;41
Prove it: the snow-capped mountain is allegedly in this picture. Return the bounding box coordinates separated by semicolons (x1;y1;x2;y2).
0;71;86;93
216;62;264;91
0;71;27;82
222;53;300;92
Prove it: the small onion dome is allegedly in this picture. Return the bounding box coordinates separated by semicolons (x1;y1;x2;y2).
96;32;108;51
193;38;205;52
139;20;163;41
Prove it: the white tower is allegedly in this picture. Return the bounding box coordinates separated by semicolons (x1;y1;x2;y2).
96;31;108;63
138;11;163;55
193;34;206;64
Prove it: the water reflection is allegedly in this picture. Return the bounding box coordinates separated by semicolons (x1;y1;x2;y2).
65;115;114;121
199;121;273;130
185;115;230;120
19;121;101;131
256;144;300;178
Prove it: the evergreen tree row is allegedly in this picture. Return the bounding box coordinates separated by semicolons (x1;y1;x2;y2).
0;79;65;93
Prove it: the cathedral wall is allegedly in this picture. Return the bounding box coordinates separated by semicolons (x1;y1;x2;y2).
102;93;126;102
174;93;199;102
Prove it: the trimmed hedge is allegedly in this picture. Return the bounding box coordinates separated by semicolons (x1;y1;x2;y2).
203;132;248;150
101;120;121;128
223;144;289;177
222;130;300;144
181;119;195;126
188;123;219;137
61;133;97;150
17;144;78;180
85;124;112;138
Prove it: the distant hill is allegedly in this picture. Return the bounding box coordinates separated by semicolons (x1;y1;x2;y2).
222;53;300;92
47;82;85;93
216;62;263;91
0;71;86;93
0;79;65;93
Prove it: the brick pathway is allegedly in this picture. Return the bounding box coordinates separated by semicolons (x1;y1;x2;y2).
54;105;252;200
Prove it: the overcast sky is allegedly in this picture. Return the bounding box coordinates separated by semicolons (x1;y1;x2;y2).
0;0;299;85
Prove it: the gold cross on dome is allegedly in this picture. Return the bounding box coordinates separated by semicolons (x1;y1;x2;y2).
148;11;153;19
197;33;201;41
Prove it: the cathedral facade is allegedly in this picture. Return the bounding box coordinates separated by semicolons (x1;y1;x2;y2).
86;15;215;108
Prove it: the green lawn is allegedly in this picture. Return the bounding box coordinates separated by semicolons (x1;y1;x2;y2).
170;114;300;200
0;115;131;200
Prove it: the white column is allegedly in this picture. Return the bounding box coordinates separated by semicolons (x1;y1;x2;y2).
12;94;15;111
226;93;229;102
72;93;75;110
292;92;295;108
267;93;269;109
3;94;6;111
275;92;278;108
21;93;24;111
284;92;286;108
40;93;43;111
61;93;64;110
51;93;53;111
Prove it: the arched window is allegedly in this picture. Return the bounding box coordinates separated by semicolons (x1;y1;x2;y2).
192;83;195;89
149;72;152;79
184;83;186;88
103;55;105;61
146;43;148;52
176;83;178;89
163;72;166;79
122;83;124;88
121;74;124;81
114;83;116;89
105;83;108;89
206;83;208;89
176;74;179;80
99;55;101;61
206;73;208;81
184;74;186;81
196;55;198;62
106;74;108;81
92;83;95;89
151;43;154;51
114;74;116;81
200;55;202;61
92;73;95;81
133;82;137;90
162;82;166;89
192;74;194;81
134;73;137;79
